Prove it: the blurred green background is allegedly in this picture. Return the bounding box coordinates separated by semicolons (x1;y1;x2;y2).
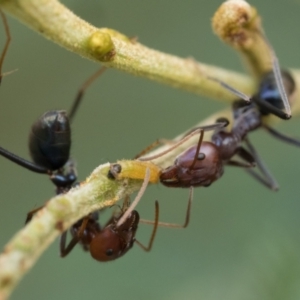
1;0;300;299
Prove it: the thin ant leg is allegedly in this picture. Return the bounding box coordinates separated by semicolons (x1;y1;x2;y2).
138;121;228;162
206;76;251;103
189;130;204;170
227;147;256;168
183;119;229;138
60;216;90;257
0;146;48;174
243;137;279;191
135;201;159;252
0;10;11;85
68;66;107;122
134;139;174;159
140;186;193;229
253;96;290;120
263;124;300;147
117;167;151;226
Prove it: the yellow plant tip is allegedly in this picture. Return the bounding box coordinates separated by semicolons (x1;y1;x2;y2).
88;31;115;60
115;160;161;184
212;0;260;49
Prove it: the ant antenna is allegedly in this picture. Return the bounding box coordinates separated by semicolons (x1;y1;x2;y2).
0;10;11;85
135;200;159;251
117;167;151;226
207;76;251;103
141;186;193;228
189;130;204;170
258;29;292;118
138;121;227;162
68;66;107;122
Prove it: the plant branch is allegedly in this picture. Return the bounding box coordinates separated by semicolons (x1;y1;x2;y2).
0;0;256;101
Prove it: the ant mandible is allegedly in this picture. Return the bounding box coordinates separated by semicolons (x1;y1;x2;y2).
0;16;107;220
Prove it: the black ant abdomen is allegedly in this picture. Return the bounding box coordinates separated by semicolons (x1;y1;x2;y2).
256;70;296;115
29;110;71;171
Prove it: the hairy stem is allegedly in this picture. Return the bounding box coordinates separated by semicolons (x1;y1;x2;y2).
0;0;300;299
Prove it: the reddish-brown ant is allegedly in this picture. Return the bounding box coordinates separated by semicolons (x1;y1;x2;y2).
60;173;193;261
151;69;295;192
110;51;294;195
60;199;159;262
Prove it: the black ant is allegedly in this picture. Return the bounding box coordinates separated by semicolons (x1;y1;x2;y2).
0;32;107;221
0;10;12;84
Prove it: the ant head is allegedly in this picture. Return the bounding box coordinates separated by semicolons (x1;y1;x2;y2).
89;210;139;262
160;142;223;188
29;110;71;170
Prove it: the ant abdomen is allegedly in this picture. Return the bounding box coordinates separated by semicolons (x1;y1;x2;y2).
160;142;224;188
29;110;71;170
256;70;295;115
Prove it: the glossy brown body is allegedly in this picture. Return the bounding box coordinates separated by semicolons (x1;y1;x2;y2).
160;70;296;190
65;210;140;262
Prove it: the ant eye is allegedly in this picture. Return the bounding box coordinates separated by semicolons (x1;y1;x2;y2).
197;153;205;160
106;249;114;256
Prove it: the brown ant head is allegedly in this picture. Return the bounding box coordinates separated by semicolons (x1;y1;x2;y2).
89;211;139;262
160;141;224;188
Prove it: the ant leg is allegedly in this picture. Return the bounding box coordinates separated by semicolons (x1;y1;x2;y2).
0;10;11;84
25;205;45;224
134;139;174;159
243;137;279;191
138;121;228;162
0;146;48;173
206;76;251;103
227;147;256;168
68;66;107;122
135;200;159;252
189;130;204;170
140;186;193;229
60;216;90;257
253;97;290;120
183;119;229;138
116;167;151;226
263;124;300;147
